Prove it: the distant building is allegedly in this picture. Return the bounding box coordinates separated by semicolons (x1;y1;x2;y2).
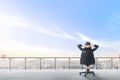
1;54;6;58
119;54;120;61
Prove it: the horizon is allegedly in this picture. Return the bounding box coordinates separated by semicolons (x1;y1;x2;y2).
1;0;120;57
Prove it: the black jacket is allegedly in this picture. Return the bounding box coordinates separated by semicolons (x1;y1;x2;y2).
77;44;99;65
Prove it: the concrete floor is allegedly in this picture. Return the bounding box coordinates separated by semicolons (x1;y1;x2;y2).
0;69;120;80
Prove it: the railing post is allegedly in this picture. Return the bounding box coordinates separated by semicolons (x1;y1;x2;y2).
9;58;11;70
111;57;113;69
25;58;27;70
40;58;41;70
95;57;98;69
68;57;70;70
55;58;56;70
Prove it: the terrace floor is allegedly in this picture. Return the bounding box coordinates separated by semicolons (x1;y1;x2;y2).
0;69;120;80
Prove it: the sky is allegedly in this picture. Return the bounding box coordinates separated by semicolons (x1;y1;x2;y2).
0;0;120;57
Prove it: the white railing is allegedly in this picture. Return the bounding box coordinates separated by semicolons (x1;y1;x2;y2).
0;57;120;70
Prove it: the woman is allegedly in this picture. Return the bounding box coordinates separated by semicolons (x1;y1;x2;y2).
77;42;99;72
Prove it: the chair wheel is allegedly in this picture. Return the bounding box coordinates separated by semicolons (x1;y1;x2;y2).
93;73;95;76
79;72;81;75
84;74;86;77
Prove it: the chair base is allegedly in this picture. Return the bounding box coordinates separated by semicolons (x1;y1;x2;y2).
79;71;95;77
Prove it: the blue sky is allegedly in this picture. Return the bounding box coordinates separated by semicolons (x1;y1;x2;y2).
0;0;120;57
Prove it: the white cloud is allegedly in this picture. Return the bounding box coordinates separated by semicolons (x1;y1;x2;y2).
28;25;77;40
0;38;76;57
0;13;76;41
62;32;77;41
77;32;106;47
0;13;77;57
0;14;28;28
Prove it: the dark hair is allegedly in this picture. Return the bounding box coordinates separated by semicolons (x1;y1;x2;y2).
85;42;91;45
